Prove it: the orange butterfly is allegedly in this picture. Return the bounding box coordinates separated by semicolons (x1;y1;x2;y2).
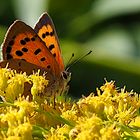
0;12;71;97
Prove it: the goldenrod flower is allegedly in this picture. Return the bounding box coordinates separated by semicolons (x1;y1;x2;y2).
73;115;103;139
14;96;38;120
44;125;70;140
0;68;139;139
29;72;48;102
0;68;11;96
5;73;29;102
2;115;32;140
100;123;120;140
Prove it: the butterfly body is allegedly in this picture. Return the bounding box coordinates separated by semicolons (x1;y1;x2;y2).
0;13;71;97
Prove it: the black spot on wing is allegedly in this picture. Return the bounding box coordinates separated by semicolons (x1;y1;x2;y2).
16;50;23;56
53;53;56;57
34;48;41;55
22;48;28;52
20;40;26;45
49;44;55;50
41;31;51;39
50;30;54;36
24;37;30;42
46;32;49;36
42;33;46;38
31;37;35;41
40;57;46;61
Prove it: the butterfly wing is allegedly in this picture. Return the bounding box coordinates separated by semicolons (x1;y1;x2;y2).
1;20;61;78
34;12;64;72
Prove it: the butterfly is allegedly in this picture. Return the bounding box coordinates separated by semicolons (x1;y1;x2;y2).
0;12;71;98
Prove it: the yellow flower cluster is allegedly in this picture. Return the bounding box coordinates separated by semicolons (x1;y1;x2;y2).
43;81;140;140
0;68;139;140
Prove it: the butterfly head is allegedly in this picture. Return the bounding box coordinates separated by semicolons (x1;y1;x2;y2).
58;70;71;95
61;70;71;84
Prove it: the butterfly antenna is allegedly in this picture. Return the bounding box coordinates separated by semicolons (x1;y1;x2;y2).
66;53;75;68
66;50;92;71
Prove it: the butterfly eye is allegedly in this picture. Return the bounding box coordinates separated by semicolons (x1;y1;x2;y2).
62;71;71;80
62;71;68;80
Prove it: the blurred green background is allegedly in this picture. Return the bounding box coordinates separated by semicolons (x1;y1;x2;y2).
0;0;140;97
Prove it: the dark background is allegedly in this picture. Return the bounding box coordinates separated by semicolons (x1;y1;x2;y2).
0;0;140;98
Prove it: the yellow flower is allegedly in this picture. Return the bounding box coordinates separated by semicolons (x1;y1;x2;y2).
100;80;118;97
77;94;106;119
0;68;140;139
129;116;140;138
62;104;81;122
1;107;19;127
44;125;70;140
73;115;103;140
130;116;140;127
0;68;11;93
0;101;32;140
14;96;38;120
5;73;29;102
100;124;120;140
12;120;32;140
29;72;48;102
3;117;32;140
